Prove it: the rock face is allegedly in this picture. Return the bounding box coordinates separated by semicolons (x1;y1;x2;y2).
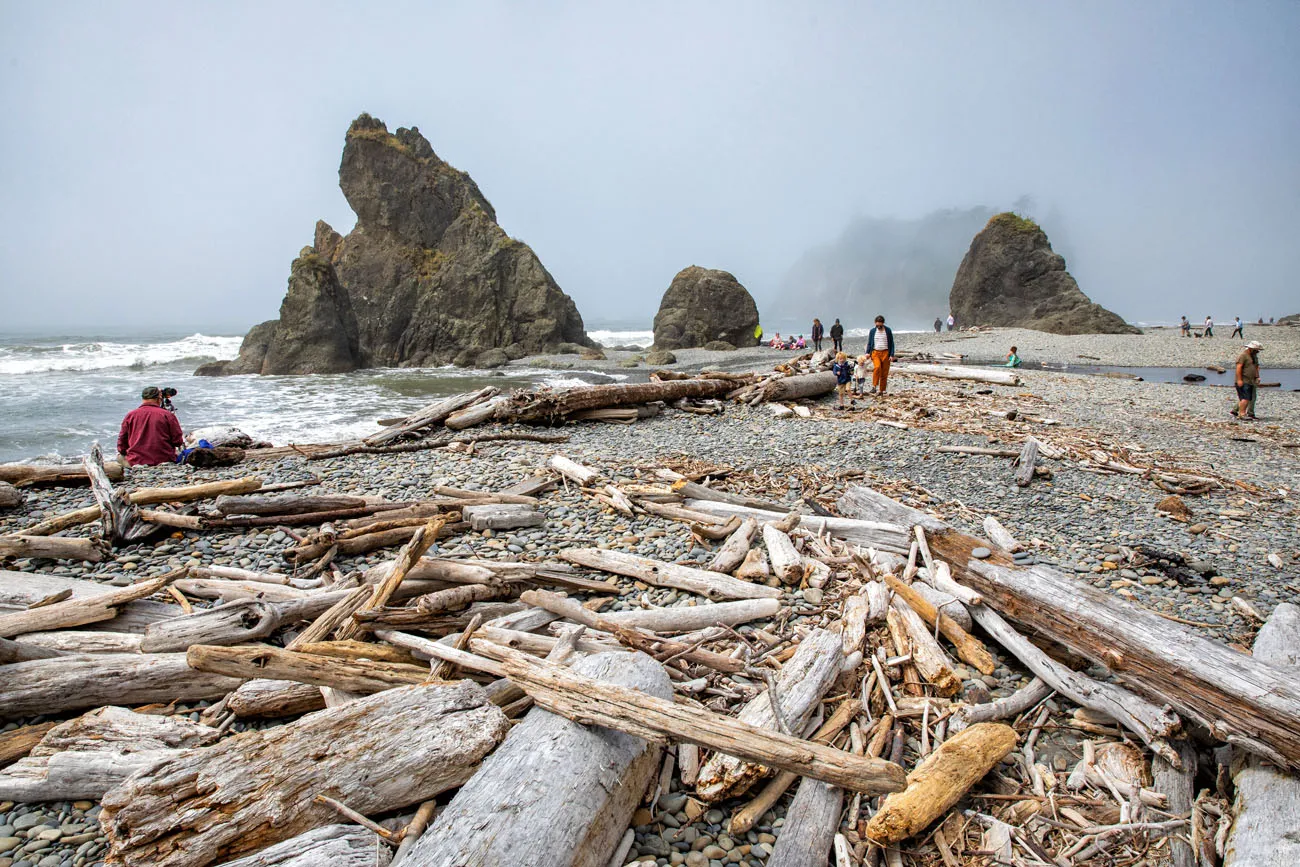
1279;313;1300;325
948;213;1138;335
652;267;760;350
198;114;588;375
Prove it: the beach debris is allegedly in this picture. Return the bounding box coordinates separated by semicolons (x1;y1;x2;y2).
0;459;124;488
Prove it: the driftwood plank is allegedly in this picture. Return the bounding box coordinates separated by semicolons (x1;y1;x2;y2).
560;548;779;601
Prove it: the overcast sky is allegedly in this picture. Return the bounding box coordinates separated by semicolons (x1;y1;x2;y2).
2;1;1297;333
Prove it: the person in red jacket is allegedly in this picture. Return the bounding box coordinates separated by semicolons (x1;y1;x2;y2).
117;386;183;466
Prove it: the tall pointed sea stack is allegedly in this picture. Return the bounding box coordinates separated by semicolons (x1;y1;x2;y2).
198;114;589;375
948;213;1138;335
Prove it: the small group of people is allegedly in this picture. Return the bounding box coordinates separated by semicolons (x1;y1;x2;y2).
1180;315;1248;339
932;314;955;333
117;386;182;466
830;315;896;407
767;332;808;350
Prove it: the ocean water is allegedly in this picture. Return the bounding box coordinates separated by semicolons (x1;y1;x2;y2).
0;332;626;464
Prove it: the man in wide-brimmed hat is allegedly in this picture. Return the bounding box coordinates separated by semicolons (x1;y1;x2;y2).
117;386;184;466
1231;341;1263;421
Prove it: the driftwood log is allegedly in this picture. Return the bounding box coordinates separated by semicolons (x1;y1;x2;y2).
0;461;124;487
487;378;746;427
0;534;107;562
687;500;914;554
213;825;391;867
19;476;263;537
186;645;430;694
403;652;674;867
560;548;779;601
766;778;842;867
225;679;327;719
100;681;510;867
891;363;1021;386
365;387;499;446
0;570;180;639
140;598;282;653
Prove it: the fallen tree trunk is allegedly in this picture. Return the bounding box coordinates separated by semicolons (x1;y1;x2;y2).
488;644;906;797
560;548;779;601
214;493;370;516
0;533;107;562
402;652;674;867
101;681;510;867
0;460;124;487
14;630;143;654
757;371;837;402
213;824;392;867
866;723;1018;844
697;628;843;801
1;652;241;717
19;475;263;537
891;363;1021;386
498;378;744;426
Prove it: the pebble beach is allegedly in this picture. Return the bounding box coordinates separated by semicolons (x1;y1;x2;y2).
1;326;1297;867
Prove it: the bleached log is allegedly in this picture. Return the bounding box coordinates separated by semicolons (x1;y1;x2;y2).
403;652;673;867
214;493;369;516
982;515;1022;553
834;485;948;533
892;363;1020;386
0;461;123;487
549;454;601;486
140;598;282;653
560;548;779;601
187;645;430;694
886;601;961;696
0;570;183;633
365;387;498;446
442;394;514;431
226;679;326;719
762;524;803;585
926;560;982;608
689;500;913;554
760;371;838;402
0;636;62;663
101;681;510;867
214;824;392;867
489;644;906;797
1225;602;1300;867
1014;439;1039;487
0;533;106;562
735;548;770;581
600;597;782;633
0;652;241;717
697;628;843;801
709;517;758;574
15;630;142;654
462;503;544;531
936;445;1021;457
17;475;263;537
0;570;179;639
766;778;842;867
497;378;745;426
866;723;1018;843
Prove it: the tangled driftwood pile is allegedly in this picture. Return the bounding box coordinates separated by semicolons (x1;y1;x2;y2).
1;373;1297;867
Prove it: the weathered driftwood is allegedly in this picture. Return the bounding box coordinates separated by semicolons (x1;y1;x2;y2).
225;679;326;719
15;630;142;654
687;500;913;554
101;680;510;867
936;445;1021;458
213;824;392;867
982;514;1022;552
0;481;22;509
866;723;1019;843
549;454;602;485
757;370;837;402
761;523;803;585
19;475;263;537
907;579;973;631
0;571;183;633
697;628;844;801
834;485;948;533
1153;738;1198;867
492;378;745;427
1;652;241;717
214;493;369;516
0;570;178;639
886;601;961;696
708;516;759;574
285;520;462;563
600;597;782;633
0;636;63;663
560;548;780;601
883;575;993;674
365;387;499;446
403;652;674;867
891;362;1020;386
0;533;107;562
766;778;843;867
462;503;544;531
1225;602;1300;867
140;598;282;652
0;722;58;768
85;443;157;545
187;645;430;694
0;460;124;487
0;748;177;801
490;644;906;797
337;517;446;641
949;677;1053;734
1013;438;1039;487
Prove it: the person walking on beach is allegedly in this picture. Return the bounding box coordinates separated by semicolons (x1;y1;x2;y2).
811;318;824;351
1203;315;1214;337
868;315;896;395
852;353;869;397
831;352;853;409
1180;315;1191;337
117;386;184;467
933;317;942;333
830;318;845;352
1231;341;1263;420
1230;317;1244;339
946;313;955;332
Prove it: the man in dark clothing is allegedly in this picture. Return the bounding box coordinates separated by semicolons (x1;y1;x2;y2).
811;319;824;351
933;317;942;333
117;386;184;466
830;318;844;352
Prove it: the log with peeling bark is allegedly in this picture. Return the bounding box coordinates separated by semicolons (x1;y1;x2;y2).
0;530;111;563
365;387;500;446
101;680;510;867
0;481;22;510
886;601;961;696
187;645;430;694
0;570;179;639
226;679;327;719
0;460;124;487
709;516;758;574
883;575;994;674
403;652;674;867
697;628;844;801
1;652;241;717
866;722;1018;844
560;548;780;601
1225;602;1300;867
18;475;263;537
213;824;392;867
487;644;906;797
139;598;282;653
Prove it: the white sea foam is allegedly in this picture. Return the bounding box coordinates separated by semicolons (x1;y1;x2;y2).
589;329;654;348
0;334;243;375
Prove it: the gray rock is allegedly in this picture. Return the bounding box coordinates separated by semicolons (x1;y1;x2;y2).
971;546;992;559
652;267;760;350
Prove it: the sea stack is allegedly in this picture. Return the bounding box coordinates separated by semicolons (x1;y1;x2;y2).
651;266;760;350
948;213;1138;335
198;114;589;375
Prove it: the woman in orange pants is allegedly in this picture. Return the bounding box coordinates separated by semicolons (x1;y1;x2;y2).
868;315;896;395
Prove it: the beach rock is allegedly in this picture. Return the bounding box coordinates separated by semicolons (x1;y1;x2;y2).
703;340;737;352
948;213;1138;335
1277;312;1300;325
0;482;22;510
197;113;589;375
1155;495;1192;518
646;348;677;366
652;266;760;350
